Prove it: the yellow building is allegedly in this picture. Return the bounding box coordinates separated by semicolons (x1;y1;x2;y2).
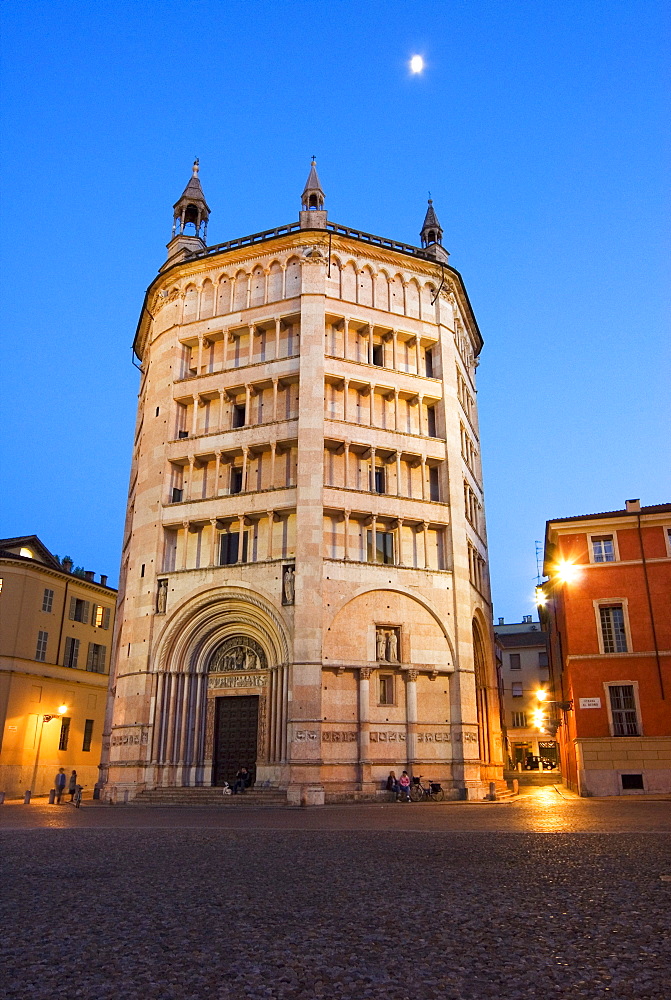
0;536;116;799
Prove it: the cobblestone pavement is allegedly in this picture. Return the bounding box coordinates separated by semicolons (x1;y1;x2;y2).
1;792;670;999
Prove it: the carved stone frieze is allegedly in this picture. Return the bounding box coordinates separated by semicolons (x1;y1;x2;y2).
208;635;267;673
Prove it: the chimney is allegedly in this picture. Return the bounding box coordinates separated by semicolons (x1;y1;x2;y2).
523;615;532;623
625;498;641;513
498;617;504;625
84;570;95;582
100;574;108;587
62;557;73;574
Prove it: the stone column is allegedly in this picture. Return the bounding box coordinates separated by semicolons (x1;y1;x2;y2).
186;457;195;500
392;330;398;371
197;334;204;374
343;442;350;489
415;336;422;375
395;451;402;497
358;667;373;791
181;522;189;571
343;510;350;560
342;378;349;422
266;510;274;559
420;456;427;501
405;669;418;771
422;521;430;568
275;319;281;360
191;396;198;437
368;324;374;365
222;331;230;370
241;447;248;492
342;317;349;361
209;519;218;567
248;325;255;366
394;389;399;431
370;446;376;492
418;395;424;436
272;378;279;421
369;384;375;426
244;385;251;424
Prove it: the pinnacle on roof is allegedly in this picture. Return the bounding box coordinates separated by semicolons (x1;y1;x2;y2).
301;156;325;210
172;159;210;240
420;197;443;247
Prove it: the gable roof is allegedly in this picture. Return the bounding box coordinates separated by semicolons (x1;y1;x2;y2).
0;535;62;570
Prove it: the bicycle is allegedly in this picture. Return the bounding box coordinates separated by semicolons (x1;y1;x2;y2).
72;785;83;809
409;776;445;802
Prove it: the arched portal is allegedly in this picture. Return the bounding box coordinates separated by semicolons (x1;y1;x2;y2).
150;588;289;788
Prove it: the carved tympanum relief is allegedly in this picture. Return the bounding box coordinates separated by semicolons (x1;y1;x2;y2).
208;636;267;673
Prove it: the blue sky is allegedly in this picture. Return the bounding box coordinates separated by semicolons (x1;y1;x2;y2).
1;0;668;621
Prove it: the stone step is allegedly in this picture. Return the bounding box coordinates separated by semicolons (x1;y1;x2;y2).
133;787;287;806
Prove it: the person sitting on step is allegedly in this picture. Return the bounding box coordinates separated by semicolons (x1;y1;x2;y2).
233;766;252;795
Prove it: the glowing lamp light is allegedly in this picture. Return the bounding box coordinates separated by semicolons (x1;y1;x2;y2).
58;705;68;715
410;55;425;74
535;586;547;607
555;560;580;585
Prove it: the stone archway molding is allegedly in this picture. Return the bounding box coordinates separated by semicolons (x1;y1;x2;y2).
154;586;290;676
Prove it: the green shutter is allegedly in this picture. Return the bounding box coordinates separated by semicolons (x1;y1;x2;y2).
69;596;77;620
82;601;90;625
86;643;94;670
103;607;110;629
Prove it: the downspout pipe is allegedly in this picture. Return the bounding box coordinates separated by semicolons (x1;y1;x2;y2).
636;513;665;699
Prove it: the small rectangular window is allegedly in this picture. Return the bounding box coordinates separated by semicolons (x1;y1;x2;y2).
592;535;615;562
94;605;111;629
367;530;394;565
426;407;437;437
600;605;628;653
509;653;521;670
511;711;527;728
220;531;248;566
58;717;70;751
64;636;80;669
232;403;246;428
372;344;384;367
429;466;440;502
42;588;54;613
230;467;244;495
82;719;94;753
621;773;644;790
68;598;90;624
35;630;48;662
538;651;549;668
425;349;434;378
608;685;639;736
86;643;107;673
178;429;189;439
511;682;523;698
379;675;394;705
373;466;386;494
171;487;183;503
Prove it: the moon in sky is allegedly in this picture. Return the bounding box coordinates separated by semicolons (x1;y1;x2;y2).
410;55;424;74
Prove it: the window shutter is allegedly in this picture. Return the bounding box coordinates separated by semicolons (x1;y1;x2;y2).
64;636;72;666
103;607;110;629
73;638;79;668
91;604;98;626
82;601;90;625
69;596;77;620
87;643;94;670
99;647;106;671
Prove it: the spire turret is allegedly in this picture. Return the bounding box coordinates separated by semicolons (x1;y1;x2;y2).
164;160;211;267
172;159;210;240
299;157;328;229
419;198;449;263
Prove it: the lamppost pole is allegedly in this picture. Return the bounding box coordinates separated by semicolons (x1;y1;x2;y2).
27;705;68;801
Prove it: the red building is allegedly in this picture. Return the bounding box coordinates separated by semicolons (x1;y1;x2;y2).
540;499;670;796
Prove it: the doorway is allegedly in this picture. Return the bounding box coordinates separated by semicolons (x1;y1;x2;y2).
213;695;259;786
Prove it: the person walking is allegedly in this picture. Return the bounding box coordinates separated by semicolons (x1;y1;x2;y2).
68;770;78;802
398;770;411;802
54;768;67;804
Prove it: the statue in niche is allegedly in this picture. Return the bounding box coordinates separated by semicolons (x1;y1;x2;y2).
376;626;400;662
156;579;168;615
208;635;267;673
282;564;295;605
387;630;399;662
